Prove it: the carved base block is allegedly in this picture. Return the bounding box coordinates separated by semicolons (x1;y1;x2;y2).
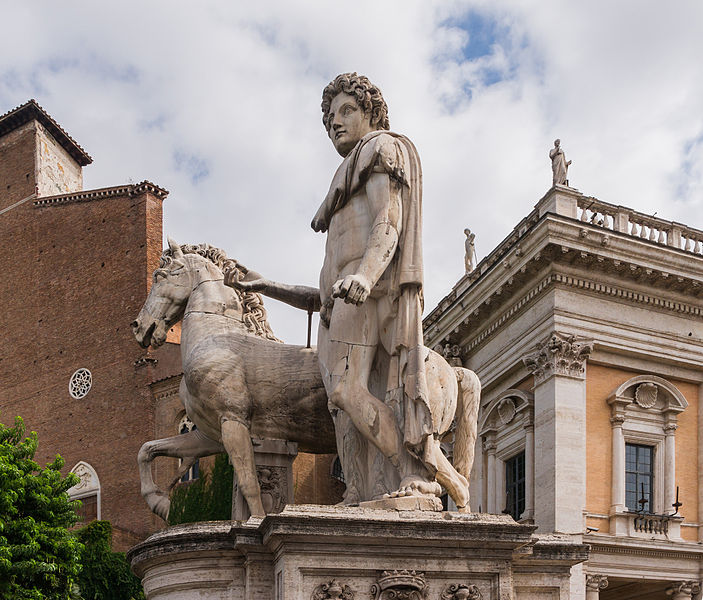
129;505;588;600
232;438;298;521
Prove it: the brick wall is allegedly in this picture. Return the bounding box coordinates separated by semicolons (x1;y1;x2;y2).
0;119;168;549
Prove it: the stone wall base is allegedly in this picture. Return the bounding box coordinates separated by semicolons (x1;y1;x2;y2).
128;505;588;599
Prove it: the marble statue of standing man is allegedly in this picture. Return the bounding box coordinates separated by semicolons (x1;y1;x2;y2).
464;229;476;273
225;73;442;504
550;138;571;186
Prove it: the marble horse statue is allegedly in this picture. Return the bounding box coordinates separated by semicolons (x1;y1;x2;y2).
132;238;480;519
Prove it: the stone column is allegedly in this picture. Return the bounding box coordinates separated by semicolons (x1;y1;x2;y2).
585;575;608;600
523;332;593;533
663;416;678;513
523;411;535;521
609;412;626;513
484;436;497;513
666;581;701;599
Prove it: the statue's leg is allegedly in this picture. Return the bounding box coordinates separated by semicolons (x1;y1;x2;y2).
221;418;265;518
430;441;470;511
321;299;404;473
137;429;224;521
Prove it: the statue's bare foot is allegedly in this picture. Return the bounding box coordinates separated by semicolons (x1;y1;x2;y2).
384;476;441;499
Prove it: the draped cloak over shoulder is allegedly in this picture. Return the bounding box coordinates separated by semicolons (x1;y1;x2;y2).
313;130;437;474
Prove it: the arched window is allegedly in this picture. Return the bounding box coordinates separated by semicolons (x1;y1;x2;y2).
479;389;534;521
67;461;101;524
178;415;200;482
607;375;688;538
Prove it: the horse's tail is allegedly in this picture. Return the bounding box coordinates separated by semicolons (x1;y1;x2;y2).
453;367;481;480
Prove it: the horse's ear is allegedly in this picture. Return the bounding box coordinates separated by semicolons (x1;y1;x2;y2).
167;236;184;260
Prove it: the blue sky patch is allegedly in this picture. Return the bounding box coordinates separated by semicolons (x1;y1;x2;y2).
174;150;210;185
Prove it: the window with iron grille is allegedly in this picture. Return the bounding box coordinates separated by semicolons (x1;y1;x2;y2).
626;443;653;512
505;451;525;520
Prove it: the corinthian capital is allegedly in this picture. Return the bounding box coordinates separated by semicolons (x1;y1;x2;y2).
586;575;608;591
522;332;594;385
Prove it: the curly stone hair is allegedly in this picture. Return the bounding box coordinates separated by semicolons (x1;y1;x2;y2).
321;72;390;132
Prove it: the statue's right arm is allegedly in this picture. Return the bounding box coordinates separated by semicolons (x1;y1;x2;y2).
224;269;321;312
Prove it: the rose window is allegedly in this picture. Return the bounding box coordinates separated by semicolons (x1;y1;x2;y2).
69;368;92;399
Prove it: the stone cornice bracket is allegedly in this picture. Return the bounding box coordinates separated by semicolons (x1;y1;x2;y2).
434;343;464;367
134;356;158;368
585;574;608;591
371;570;427;600
666;581;701;598
522;332;594;385
311;579;355;600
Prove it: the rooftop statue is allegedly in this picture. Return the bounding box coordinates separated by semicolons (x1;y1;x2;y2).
550;138;572;186
226;73;480;512
464;228;477;274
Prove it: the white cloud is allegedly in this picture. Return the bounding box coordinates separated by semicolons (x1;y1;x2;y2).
1;0;701;343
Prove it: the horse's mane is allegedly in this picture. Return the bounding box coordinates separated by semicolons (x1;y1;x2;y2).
159;243;281;343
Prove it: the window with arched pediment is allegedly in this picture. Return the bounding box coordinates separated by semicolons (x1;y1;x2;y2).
67;461;101;524
607;375;688;538
178;414;200;482
479;389;534;521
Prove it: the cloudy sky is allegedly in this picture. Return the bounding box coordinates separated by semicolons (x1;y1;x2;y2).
2;1;702;344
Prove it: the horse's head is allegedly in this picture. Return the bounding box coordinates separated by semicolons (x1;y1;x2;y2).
132;237;195;349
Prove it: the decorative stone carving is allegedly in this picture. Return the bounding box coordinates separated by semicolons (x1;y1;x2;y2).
311;579;354;600
666;581;700;599
69;367;92;399
257;465;287;514
522;332;594;384
370;570;428;600
441;583;483;599
436;343;463;367
634;382;658;408
585;574;608;592
68;462;99;495
497;398;516;425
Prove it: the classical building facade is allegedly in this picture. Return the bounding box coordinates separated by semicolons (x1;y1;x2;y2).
425;185;703;599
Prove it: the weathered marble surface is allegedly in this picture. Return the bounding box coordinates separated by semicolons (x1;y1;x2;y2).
128;505;588;599
132;241;336;521
228;73;481;512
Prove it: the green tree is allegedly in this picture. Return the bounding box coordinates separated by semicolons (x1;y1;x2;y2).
168;453;234;525
0;416;83;600
74;521;144;600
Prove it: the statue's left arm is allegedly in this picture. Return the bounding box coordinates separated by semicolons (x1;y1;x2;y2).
333;171;402;305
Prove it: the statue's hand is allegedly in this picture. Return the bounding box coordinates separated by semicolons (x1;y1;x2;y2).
224;268;268;293
332;274;371;305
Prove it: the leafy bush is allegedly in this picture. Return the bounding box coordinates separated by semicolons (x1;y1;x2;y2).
74;521;143;600
0;416;83;599
168;453;233;525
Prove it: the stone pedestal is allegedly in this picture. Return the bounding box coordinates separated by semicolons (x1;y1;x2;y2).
232;438;298;521
129;505;588;599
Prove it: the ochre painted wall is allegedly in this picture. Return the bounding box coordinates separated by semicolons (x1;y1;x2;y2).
586;364;699;539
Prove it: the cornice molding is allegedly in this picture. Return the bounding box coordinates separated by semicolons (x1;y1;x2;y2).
33;180;169;208
435;269;702;353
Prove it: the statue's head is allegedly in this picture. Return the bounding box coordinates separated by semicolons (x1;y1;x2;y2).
554;138;561;147
321;72;390;156
464;228;471;236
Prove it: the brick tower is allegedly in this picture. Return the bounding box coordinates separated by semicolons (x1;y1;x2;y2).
0;100;172;548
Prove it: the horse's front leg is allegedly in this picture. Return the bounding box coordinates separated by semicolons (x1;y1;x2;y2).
221;418;265;518
137;429;225;520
